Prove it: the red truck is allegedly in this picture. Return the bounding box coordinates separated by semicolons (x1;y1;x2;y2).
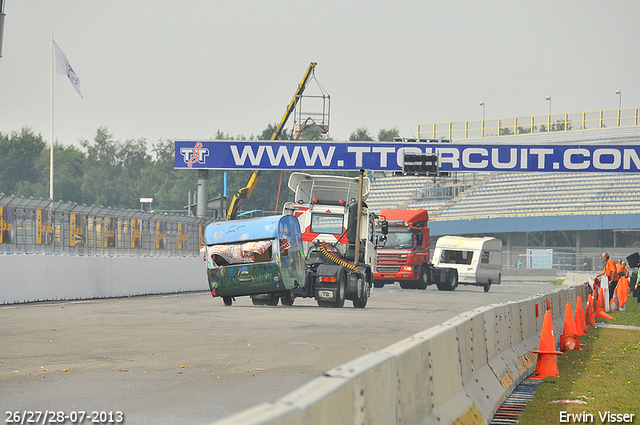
374;208;458;290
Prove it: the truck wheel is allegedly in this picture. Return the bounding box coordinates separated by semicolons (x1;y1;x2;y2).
484;280;491;292
333;273;346;308
265;294;280;306
416;266;430;290
281;290;295;306
448;270;458;291
400;281;416;289
353;279;369;308
223;296;233;306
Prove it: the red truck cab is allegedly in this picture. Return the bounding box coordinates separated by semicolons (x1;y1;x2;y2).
374;209;431;289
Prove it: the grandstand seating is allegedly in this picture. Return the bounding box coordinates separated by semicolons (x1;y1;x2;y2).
369;172;640;219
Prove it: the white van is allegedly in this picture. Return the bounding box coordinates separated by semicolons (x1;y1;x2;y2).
432;236;502;292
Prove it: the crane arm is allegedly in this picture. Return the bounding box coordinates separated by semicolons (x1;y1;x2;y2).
271;62;317;140
226;62;318;220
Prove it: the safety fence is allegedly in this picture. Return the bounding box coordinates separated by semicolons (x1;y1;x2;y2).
0;194;212;257
417;107;640;139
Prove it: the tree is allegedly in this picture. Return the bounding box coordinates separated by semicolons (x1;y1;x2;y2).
377;127;400;141
0;127;47;196
349;127;374;141
80;126;152;209
15;143;87;202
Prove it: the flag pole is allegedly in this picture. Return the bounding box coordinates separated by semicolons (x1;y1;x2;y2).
50;33;54;200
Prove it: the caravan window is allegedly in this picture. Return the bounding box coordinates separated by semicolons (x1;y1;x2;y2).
207;240;273;267
481;251;490;264
440;249;474;265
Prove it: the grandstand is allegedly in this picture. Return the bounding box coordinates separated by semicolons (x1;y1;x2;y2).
368;121;640;273
369;172;640;219
369;170;640;272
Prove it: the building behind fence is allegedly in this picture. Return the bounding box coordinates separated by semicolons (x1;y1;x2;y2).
0;194;212;257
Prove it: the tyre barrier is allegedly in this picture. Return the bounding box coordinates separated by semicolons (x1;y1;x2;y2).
210;284;588;425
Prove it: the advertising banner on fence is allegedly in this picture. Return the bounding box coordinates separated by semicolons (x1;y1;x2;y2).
178;223;187;250
69;213;87;247
156;221;166;250
131;219;142;249
36;209;53;245
0;206;15;244
174;140;640;173
103;217;116;248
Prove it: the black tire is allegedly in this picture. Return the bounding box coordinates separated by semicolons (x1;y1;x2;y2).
484;280;491;292
265;294;279;306
251;298;265;306
281;290;295;306
353;279;369;309
223;296;233;306
416;266;430;290
400;281;416;289
436;269;458;291
448;269;458;291
317;301;332;308
333;273;346;308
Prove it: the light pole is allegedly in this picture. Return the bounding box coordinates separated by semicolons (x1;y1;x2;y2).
0;0;5;59
615;90;621;126
545;96;551;131
479;101;485;137
545;96;551;116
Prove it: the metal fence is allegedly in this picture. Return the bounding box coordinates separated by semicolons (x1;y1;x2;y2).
0;194;212;257
417;107;639;139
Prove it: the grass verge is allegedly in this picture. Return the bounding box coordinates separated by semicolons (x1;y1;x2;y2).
517;291;640;424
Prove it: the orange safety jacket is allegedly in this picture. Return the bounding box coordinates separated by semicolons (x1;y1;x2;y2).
603;258;618;282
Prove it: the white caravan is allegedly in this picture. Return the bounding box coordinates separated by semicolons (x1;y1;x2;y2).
432;236;502;292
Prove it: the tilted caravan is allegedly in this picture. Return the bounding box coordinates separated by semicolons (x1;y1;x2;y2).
432;236;502;292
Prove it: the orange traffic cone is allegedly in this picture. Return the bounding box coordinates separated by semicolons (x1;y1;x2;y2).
559;302;582;351
574;296;587;336
532;310;563;379
585;294;596;327
595;288;615;320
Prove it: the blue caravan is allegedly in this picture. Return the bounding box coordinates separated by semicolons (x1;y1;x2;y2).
203;215;305;306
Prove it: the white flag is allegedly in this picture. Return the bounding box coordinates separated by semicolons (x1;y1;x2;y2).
53;39;83;98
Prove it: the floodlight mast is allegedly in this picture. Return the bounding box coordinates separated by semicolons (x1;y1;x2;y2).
0;0;6;58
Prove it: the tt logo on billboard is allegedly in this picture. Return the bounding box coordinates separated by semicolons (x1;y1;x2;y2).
181;143;210;167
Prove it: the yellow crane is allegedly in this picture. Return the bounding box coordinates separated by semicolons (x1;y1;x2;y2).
226;62;318;220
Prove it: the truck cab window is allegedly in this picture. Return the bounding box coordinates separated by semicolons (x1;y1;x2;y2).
310;213;344;235
385;231;414;249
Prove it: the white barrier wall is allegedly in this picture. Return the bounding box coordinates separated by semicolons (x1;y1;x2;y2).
0;255;208;304
211;284;588;425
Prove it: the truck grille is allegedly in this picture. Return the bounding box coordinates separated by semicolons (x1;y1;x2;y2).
376;253;408;263
376;265;401;273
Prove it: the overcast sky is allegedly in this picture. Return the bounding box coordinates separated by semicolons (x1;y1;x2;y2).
1;0;638;150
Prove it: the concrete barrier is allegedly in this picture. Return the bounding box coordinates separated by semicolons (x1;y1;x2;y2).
502;268;558;282
209;284;588;425
0;255;208;304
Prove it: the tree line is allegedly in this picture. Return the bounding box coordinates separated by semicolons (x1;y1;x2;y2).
0;125;399;215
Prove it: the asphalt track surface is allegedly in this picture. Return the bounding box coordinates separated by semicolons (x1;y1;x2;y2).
0;281;557;425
